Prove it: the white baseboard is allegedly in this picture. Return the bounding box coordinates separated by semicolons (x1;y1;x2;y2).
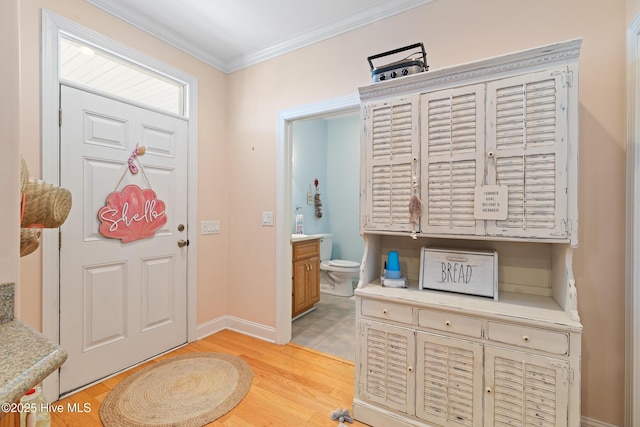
196;315;276;343
582;416;620;427
195;316;227;339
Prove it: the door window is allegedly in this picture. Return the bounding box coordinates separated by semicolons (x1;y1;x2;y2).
60;36;185;115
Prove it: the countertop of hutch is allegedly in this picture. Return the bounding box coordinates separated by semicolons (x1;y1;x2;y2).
356;281;582;332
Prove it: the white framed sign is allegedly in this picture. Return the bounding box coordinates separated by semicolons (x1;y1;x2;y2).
474;185;508;220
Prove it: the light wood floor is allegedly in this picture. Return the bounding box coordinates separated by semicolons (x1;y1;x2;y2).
50;329;370;426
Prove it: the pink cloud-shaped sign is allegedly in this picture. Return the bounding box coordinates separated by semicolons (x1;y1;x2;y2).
98;184;167;243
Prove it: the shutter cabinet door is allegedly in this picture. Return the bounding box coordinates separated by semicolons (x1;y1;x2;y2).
416;332;484;427
364;96;419;232
485;346;570;427
359;320;415;415
421;85;485;236
485;68;569;240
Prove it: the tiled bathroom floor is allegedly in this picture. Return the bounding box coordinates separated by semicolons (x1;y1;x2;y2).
291;293;356;361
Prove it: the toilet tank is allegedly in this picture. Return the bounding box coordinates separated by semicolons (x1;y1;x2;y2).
317;234;333;262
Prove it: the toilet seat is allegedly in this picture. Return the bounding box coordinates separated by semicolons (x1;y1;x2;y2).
321;259;360;272
328;259;359;268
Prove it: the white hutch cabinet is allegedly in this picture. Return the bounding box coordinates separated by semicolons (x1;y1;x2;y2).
354;39;582;427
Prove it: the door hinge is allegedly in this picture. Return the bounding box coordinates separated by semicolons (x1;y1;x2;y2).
562;71;573;87
58;109;62;127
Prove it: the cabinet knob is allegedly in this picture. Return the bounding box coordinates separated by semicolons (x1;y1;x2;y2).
486;387;492;394
522;335;530;342
382;309;388;315
444;320;451;327
408;366;413;372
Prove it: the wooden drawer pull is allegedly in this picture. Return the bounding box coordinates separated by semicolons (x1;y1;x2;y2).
408;366;413;372
486;387;492;394
522;335;530;342
444;320;451;327
382;309;388;315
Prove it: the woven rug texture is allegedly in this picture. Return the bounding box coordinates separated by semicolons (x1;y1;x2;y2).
99;352;253;427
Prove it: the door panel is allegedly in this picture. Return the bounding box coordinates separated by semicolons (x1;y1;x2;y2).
82;263;127;351
141;255;175;331
59;85;188;394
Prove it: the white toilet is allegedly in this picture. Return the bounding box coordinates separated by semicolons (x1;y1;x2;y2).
318;234;360;297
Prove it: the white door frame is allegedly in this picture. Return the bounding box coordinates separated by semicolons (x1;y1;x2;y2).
627;12;640;427
274;94;359;344
41;10;199;401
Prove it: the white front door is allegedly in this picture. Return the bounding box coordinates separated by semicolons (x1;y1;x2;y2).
58;84;188;394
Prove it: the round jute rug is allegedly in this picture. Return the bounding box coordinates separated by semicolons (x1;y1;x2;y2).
99;353;253;427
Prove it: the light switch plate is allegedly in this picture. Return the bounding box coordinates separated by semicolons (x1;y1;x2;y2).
262;211;273;226
201;220;220;234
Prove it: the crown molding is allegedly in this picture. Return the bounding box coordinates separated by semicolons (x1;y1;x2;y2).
225;0;435;72
86;0;434;73
86;0;228;71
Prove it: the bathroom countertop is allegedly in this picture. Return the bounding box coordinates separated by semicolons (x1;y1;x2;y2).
291;234;322;243
0;320;68;411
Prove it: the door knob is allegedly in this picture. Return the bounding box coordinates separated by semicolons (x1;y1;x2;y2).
178;239;190;248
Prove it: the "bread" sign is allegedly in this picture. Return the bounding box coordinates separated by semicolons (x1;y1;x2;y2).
419;247;498;300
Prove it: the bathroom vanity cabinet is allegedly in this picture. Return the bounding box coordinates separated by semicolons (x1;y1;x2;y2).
292;238;320;318
354;39;583;427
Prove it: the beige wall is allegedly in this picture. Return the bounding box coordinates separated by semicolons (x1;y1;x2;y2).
0;0;21;291
226;0;627;424
16;0;229;327
6;0;629;424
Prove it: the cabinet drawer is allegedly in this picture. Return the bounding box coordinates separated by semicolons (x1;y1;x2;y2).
418;309;483;338
361;299;413;325
292;240;319;260
487;322;569;355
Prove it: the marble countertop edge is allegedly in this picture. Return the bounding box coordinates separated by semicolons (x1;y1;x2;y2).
0;320;68;412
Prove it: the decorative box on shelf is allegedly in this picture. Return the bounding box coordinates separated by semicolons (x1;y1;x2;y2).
419;247;498;300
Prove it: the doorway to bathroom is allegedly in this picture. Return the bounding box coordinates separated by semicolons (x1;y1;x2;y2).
287;112;363;360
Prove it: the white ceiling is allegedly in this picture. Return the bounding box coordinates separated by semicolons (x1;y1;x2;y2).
86;0;433;73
